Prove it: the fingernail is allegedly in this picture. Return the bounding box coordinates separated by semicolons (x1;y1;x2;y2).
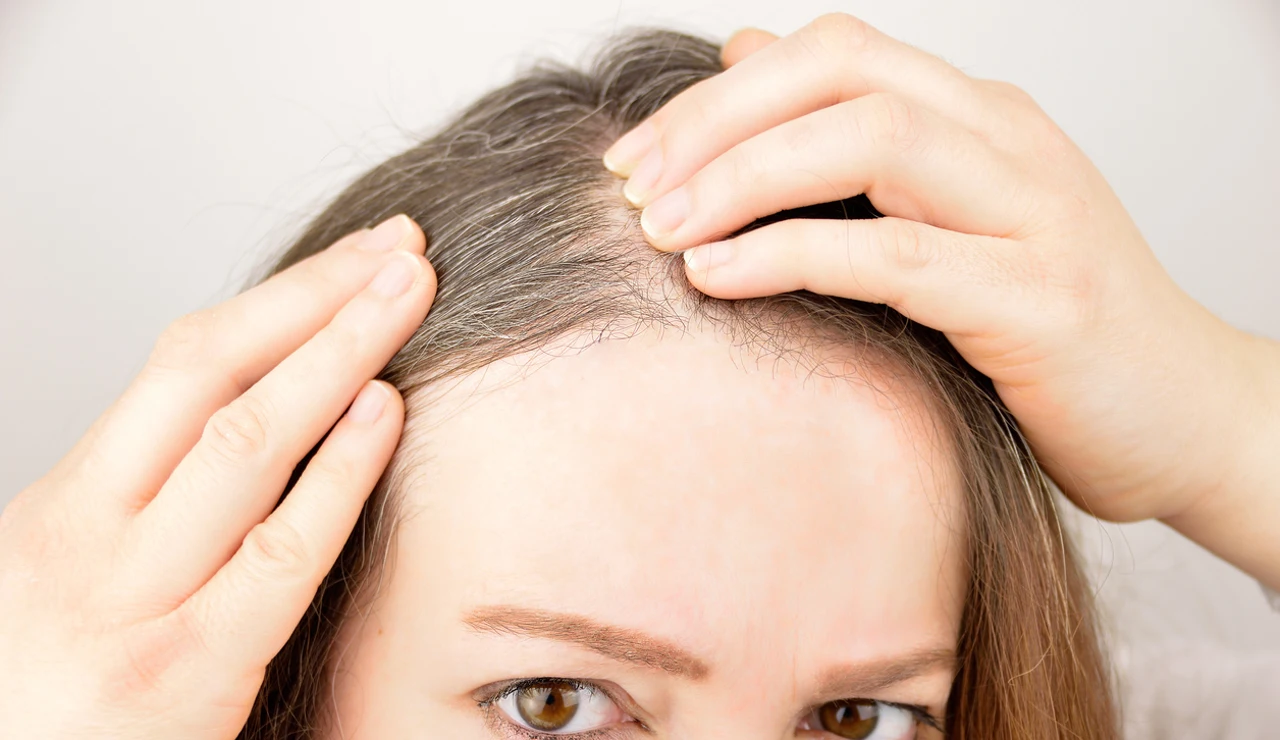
683;241;734;272
348;381;390;424
368;253;421;297
623;146;663;207
359;214;411;252
641;187;690;241
603;121;656;176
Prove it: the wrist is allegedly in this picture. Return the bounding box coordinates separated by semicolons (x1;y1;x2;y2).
1162;329;1280;590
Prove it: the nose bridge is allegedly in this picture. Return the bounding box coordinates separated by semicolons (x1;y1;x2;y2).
668;584;805;740
665;668;803;740
667;712;796;740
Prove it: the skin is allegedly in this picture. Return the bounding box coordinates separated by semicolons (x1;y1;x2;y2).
0;215;436;738
2;11;1278;740
605;15;1280;590
327;332;964;739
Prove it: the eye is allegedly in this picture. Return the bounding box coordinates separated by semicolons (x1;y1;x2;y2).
798;699;918;739
492;679;629;735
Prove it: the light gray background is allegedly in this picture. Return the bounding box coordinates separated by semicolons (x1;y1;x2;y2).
2;0;1278;730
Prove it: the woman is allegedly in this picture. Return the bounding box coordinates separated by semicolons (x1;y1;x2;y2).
2;16;1277;740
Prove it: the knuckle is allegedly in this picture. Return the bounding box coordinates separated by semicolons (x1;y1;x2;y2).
824;221;893;307
885;222;937;273
317;313;366;362
987;79;1036;107
1003;103;1071;157
811;12;874;53
202;396;274;464
240;519;313;581
0;518;58;597
149;310;219;371
299;454;356;494
776;115;821;157
974;80;1060;152
865;93;925;154
716;142;767;197
1;493;76;572
1021;110;1070;153
832;101;873;150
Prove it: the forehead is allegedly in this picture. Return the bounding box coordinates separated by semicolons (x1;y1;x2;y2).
395;330;967;669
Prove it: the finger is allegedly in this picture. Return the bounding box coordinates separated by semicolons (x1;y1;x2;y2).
119;251;435;609
66;215;424;509
720;27;779;68
605;12;990;206
679;216;1031;337
638;93;1038;251
178;380;403;667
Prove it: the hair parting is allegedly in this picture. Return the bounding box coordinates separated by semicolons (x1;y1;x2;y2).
239;28;1118;740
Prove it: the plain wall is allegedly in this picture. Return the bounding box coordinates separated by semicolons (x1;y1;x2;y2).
2;0;1278;731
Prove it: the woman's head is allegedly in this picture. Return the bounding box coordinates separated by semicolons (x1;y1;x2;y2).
243;29;1115;740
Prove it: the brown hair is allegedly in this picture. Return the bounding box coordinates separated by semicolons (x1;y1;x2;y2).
240;29;1117;740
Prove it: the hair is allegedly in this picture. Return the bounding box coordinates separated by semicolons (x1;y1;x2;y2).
238;28;1118;740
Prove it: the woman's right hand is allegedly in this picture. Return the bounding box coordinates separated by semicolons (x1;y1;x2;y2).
0;215;435;739
605;15;1280;591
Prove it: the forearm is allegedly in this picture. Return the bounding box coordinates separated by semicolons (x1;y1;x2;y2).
1164;332;1280;592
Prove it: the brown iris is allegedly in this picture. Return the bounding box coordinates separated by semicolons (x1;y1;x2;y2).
515;680;582;731
819;699;881;739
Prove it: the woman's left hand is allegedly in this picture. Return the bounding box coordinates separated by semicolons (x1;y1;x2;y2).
603;14;1280;589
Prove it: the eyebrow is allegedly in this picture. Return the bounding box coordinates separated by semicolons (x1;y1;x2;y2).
815;647;956;698
462;605;710;680
462;605;956;695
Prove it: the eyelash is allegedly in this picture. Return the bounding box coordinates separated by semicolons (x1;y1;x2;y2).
476;677;945;738
904;704;945;733
477;678;641;740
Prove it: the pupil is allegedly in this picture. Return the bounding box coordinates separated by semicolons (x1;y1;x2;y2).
516;681;580;731
820;700;880;739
